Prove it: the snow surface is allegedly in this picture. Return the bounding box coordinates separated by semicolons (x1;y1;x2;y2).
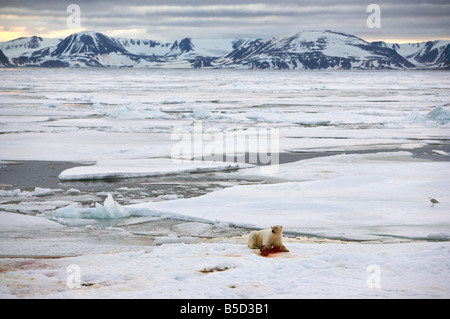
0;212;449;299
0;69;449;298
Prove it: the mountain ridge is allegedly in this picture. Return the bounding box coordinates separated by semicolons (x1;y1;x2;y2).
0;30;448;69
215;30;416;70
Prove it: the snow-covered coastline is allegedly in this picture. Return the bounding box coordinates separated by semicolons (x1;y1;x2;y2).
1;69;449;298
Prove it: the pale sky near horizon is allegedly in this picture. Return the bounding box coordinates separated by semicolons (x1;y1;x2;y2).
0;0;449;43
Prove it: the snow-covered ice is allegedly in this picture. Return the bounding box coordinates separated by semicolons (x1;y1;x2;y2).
58;158;252;181
0;218;449;298
1;69;449;298
1;69;450;162
127;152;450;241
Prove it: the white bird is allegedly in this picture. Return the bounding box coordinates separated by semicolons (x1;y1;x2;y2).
428;197;440;207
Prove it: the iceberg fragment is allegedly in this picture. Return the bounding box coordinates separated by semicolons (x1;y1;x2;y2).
93;194;130;219
55;194;129;220
192;106;212;119
425;105;450;124
405;105;450;125
405;108;425;123
0;189;22;197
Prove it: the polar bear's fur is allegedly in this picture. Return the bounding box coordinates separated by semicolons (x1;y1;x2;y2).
248;225;289;252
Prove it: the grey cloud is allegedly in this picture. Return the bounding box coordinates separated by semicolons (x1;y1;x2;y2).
0;0;448;41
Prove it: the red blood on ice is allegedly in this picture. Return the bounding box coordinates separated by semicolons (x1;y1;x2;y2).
259;245;282;257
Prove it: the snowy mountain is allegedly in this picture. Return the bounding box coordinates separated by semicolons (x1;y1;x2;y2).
215;30;415;70
373;40;450;69
2;31;235;68
10;31;150;67
114;37;173;56
0;35;60;59
0;30;448;69
0;49;12;67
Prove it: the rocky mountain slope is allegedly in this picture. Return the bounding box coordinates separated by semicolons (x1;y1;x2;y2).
0;30;448;69
215;30;415;70
372;40;450;69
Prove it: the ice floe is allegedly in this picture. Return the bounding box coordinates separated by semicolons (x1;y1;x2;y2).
126;152;450;241
58;158;252;181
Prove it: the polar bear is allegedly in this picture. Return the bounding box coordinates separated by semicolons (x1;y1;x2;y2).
248;225;289;252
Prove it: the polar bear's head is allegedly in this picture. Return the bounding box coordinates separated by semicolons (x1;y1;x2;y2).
271;225;283;235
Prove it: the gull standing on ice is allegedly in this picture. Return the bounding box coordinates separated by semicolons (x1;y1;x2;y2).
428;197;440;207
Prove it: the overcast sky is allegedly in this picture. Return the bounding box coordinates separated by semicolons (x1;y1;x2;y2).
1;0;449;43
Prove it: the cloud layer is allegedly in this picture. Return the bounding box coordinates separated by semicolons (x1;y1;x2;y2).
1;0;449;42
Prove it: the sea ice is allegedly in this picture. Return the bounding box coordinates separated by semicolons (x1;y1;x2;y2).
406;105;450;125
58;158;252;181
0;211;64;232
1;69;450;299
0;187;63;198
0;233;448;298
1;69;449;162
127;152;450;241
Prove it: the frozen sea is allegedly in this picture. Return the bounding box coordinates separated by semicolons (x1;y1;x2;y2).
0;68;449;298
